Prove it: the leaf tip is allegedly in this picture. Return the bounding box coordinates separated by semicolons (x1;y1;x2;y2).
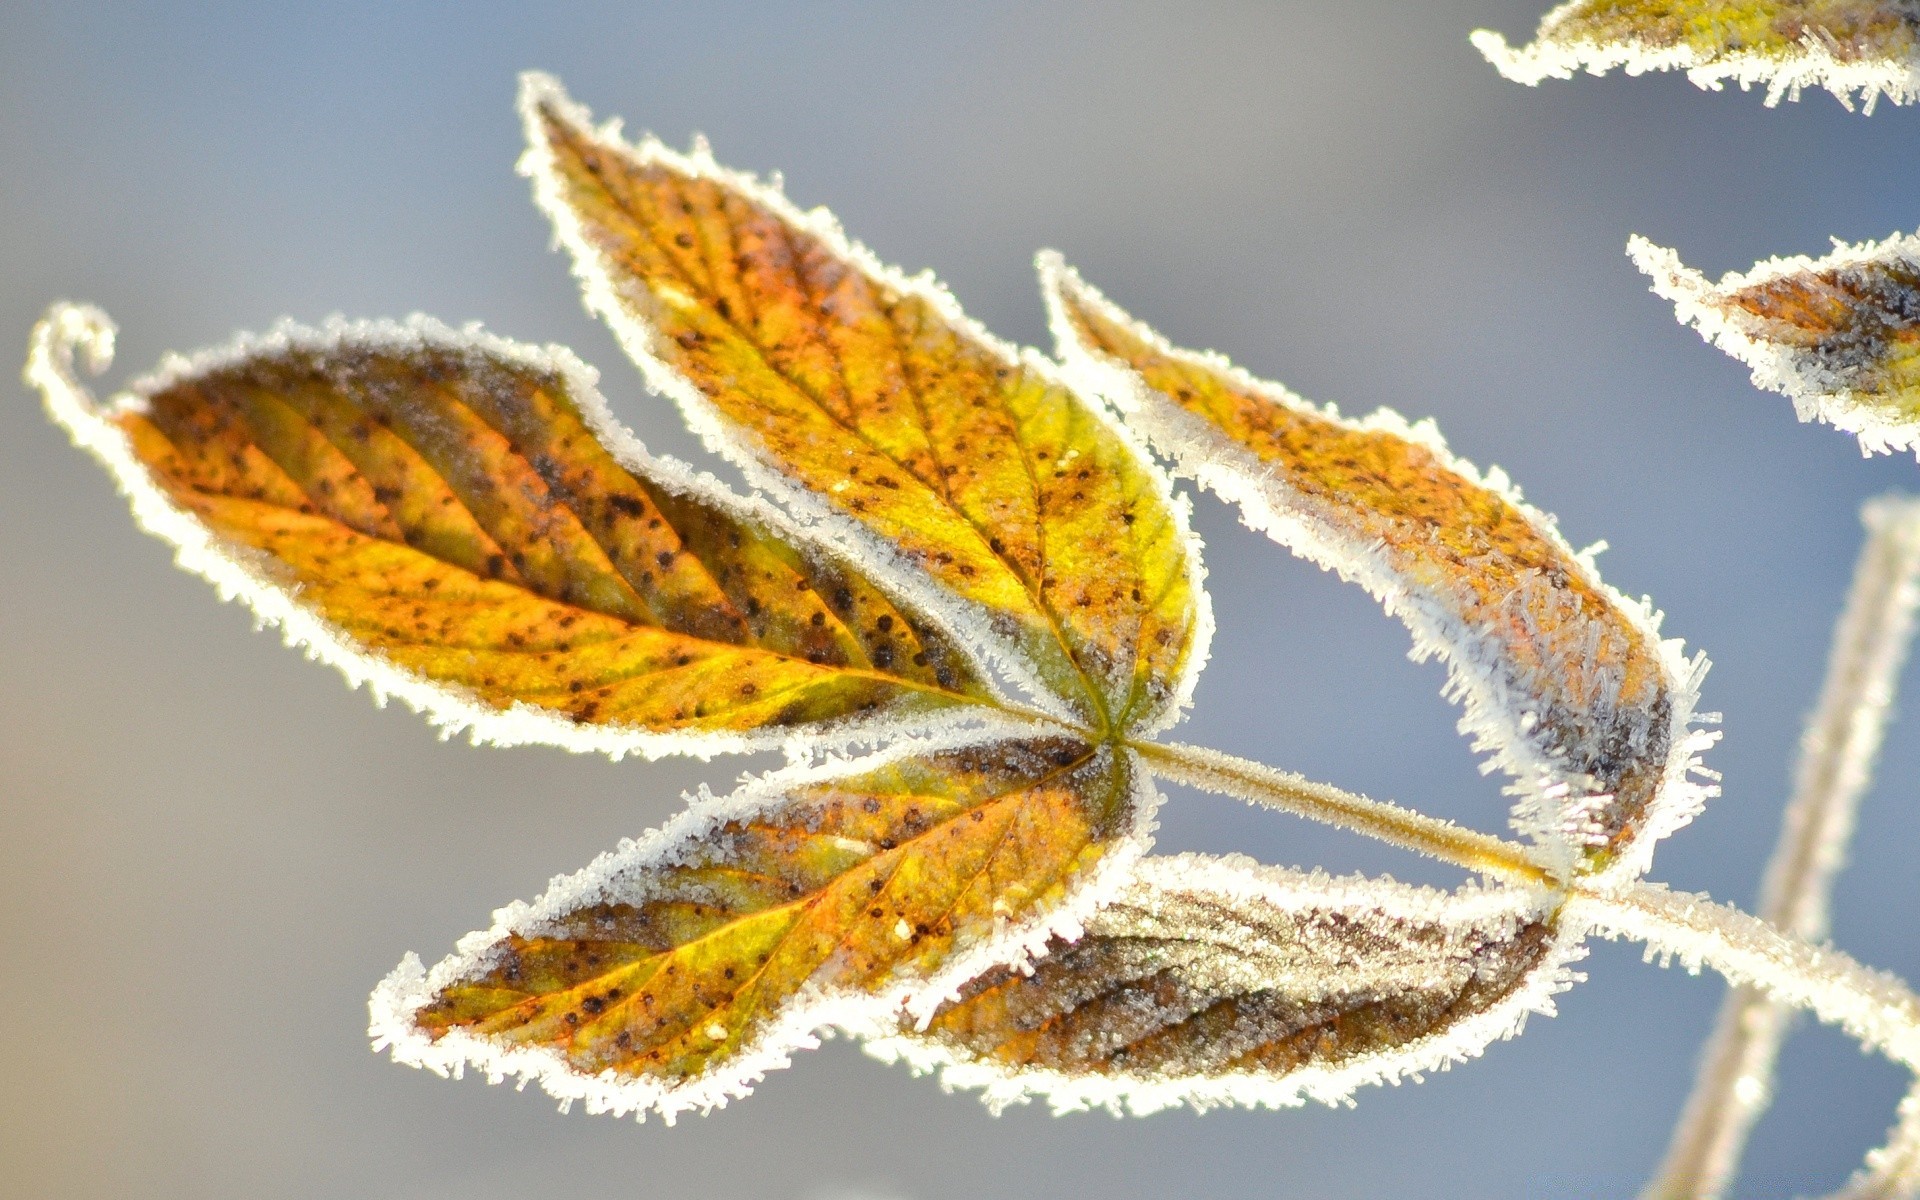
1626;235;1702;301
25;302;117;424
1468;28;1526;78
514;68;569;124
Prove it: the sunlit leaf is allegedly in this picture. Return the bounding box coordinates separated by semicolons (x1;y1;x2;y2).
25;305;996;757
1472;1;1920;111
1634;231;1920;459
517;73;1207;735
371;734;1156;1120
1040;255;1716;877
869;854;1580;1115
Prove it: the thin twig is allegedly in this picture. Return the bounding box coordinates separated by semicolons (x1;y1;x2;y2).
1576;881;1920;1095
1642;497;1920;1200
1130;739;1557;887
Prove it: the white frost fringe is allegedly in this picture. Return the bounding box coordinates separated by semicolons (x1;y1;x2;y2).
370;727;1164;1123
867;854;1586;1117
1472;8;1920;112
1632;230;1920;459
24;301;1011;764
1037;255;1716;881
514;71;1214;737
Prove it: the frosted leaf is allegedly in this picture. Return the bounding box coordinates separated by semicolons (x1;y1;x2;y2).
22;304;1006;760
868;853;1583;1115
370;730;1160;1121
516;73;1210;737
1042;257;1715;879
1472;1;1920;111
1635;231;1920;458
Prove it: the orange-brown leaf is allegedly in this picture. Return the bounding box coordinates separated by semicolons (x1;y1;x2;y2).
519;74;1205;735
31;308;992;756
373;735;1154;1118
874;855;1573;1115
1634;231;1920;458
1042;258;1713;875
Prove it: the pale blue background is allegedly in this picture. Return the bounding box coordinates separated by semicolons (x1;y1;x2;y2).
5;2;1920;1196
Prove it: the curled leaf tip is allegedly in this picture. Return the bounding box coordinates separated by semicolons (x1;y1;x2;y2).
25;302;116;414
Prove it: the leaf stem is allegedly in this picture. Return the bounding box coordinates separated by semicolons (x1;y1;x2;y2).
1576;883;1920;1200
1129;739;1558;887
1643;497;1920;1200
1139;730;1920;1196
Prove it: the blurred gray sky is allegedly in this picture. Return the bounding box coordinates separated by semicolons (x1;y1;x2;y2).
7;2;1920;1196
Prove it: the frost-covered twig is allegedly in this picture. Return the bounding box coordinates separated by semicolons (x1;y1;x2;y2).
1577;882;1920;1113
1582;883;1920;1058
1130;739;1558;887
1644;497;1920;1200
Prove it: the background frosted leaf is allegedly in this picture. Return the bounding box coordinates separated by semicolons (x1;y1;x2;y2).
519;73;1209;736
870;854;1582;1116
371;733;1159;1121
1041;258;1714;878
1472;0;1920;110
1635;231;1920;459
24;306;994;759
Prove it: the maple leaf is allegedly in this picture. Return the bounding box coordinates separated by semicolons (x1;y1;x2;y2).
1473;0;1920;110
23;73;1720;1125
1633;230;1920;458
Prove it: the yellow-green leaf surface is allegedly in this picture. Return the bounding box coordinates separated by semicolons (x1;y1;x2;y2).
1473;0;1920;109
25;305;994;757
518;73;1206;735
372;735;1153;1119
870;855;1574;1116
1041;257;1713;877
1634;231;1920;457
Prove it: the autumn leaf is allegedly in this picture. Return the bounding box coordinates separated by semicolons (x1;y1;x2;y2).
518;73;1207;736
870;854;1580;1116
29;73;1717;1128
372;733;1155;1119
1041;254;1715;877
1634;230;1920;458
25;307;996;757
23;69;1218;1116
1473;0;1920;110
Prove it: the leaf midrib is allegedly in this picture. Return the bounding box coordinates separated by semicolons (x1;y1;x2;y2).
190;485;1010;712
